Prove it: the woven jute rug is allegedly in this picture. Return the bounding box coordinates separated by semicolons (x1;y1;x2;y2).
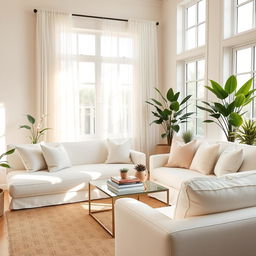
6;196;164;256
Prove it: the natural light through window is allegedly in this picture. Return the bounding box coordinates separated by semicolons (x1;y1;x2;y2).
185;59;205;136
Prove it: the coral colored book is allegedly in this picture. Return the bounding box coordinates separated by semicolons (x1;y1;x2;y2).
111;176;141;185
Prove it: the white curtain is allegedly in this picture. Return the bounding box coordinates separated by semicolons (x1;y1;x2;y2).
36;10;79;142
129;19;159;156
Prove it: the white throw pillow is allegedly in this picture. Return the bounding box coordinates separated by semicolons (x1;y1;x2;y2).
16;144;47;172
41;144;72;172
239;147;256;172
190;142;220;175
214;149;243;176
174;171;256;219
105;139;131;164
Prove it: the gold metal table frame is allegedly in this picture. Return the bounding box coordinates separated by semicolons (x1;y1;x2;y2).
88;180;169;237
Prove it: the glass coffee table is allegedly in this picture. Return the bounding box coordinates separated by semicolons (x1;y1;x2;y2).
88;179;169;237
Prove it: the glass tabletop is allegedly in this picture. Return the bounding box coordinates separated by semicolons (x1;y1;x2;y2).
90;179;168;197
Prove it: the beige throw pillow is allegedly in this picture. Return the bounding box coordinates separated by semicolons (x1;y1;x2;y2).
239;147;256;172
16;144;47;172
214;149;243;176
190;143;220;175
105;139;131;164
165;140;199;169
174;171;256;219
41;144;72;172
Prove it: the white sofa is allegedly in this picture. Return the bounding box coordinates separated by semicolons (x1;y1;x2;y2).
6;140;145;210
150;141;256;205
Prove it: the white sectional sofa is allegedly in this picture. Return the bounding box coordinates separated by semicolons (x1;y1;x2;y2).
6;140;145;210
150;141;256;205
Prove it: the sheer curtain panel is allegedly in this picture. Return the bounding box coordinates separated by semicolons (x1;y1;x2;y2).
36;10;79;142
129;19;159;156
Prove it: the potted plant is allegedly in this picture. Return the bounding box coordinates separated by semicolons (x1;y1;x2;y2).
198;75;255;141
120;168;129;179
235;119;256;145
134;164;147;182
146;88;194;152
20;114;50;144
0;148;15;217
182;130;194;144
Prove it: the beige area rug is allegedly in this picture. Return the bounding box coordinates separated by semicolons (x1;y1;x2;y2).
6;195;165;256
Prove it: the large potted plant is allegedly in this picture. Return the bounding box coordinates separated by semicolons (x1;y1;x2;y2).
198;75;255;141
146;88;194;152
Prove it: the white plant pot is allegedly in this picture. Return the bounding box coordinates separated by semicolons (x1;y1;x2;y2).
0;189;4;217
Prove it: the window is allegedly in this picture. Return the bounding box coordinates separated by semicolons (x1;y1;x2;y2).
185;59;205;136
72;30;133;138
235;0;256;34
233;45;256;117
185;0;206;50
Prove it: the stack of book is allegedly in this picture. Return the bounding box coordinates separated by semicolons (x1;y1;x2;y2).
107;176;144;194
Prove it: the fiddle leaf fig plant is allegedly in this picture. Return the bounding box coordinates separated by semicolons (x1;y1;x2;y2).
198;75;255;141
146;88;194;146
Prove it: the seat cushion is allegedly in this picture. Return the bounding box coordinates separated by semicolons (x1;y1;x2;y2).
8;164;135;198
151;167;207;190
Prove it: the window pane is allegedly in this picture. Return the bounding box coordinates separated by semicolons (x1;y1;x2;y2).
119;37;133;58
120;64;133;84
187;82;196;97
186;28;196;50
237;2;253;33
197;60;205;79
187;62;196;81
236;48;252;73
187;4;196;28
198;0;206;23
187;118;197;132
101;36;118;57
197;81;205;99
238;0;251;5
79;62;95;83
101;63;118;84
198;23;205;46
78;34;95;55
196;118;204;136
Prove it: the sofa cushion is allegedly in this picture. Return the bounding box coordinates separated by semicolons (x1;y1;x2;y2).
174;171;256;219
7;164;135;198
239;147;256;172
151;167;206;190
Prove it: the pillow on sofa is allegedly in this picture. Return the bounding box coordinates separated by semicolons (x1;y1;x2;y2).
105;139;131;164
239;147;256;172
16;144;47;172
190;142;220;175
174;170;256;219
214;149;243;176
165;140;199;169
41;144;71;172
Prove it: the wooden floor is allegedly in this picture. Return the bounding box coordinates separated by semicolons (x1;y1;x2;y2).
0;191;9;256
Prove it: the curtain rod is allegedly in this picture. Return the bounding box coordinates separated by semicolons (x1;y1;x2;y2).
33;9;159;26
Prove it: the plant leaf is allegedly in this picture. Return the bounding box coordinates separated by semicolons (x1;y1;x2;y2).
171;125;180;133
150;98;163;107
154;88;167;103
166;88;174;102
224;75;237;94
229;112;243;127
235;78;253;96
27;114;35;124
39;128;51;134
170;101;180;111
203;120;214;123
214;103;228;116
20;125;31;130
173;92;180;101
234;94;246;107
210;80;228;99
0;163;10;168
180;95;192;105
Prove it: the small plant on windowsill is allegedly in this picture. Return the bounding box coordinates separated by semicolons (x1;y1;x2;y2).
20;114;50;144
120;168;129;179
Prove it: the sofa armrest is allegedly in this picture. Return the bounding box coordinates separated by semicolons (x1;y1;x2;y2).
149;154;169;172
115;198;172;256
130;150;146;165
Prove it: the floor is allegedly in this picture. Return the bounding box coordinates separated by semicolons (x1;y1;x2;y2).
0;192;9;256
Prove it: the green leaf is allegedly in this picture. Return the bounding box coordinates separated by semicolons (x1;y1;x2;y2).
39;128;51;134
20;125;31;130
150;98;163;107
214;103;228;116
203;120;214;123
180;95;192;105
170;101;180;111
180;112;194;120
236;78;253;96
161;133;167;138
210;113;221;119
224;75;237;94
171;125;180;133
27;114;35;124
229;112;243;127
210;80;228;99
166;88;174;102
0;163;10;168
154;88;167;103
226;101;236;114
205;86;226;99
173;92;180;101
234;94;246;107
174;106;187;117
197;105;214;114
5;148;15;155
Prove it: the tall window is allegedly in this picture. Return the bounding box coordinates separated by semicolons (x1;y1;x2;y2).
185;59;205;136
72;30;133;138
233;45;256;117
185;0;206;50
235;0;256;34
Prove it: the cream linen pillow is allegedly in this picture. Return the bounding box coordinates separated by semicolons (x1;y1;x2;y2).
190;143;220;175
165;140;199;169
41;144;72;172
16;144;47;172
105;139;131;164
174;171;256;219
214;149;243;176
239;147;256;172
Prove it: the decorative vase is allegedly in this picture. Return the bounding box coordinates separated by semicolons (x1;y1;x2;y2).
0;188;4;217
135;171;148;182
120;172;128;179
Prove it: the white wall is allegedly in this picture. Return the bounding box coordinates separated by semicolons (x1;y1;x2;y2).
0;0;163;187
